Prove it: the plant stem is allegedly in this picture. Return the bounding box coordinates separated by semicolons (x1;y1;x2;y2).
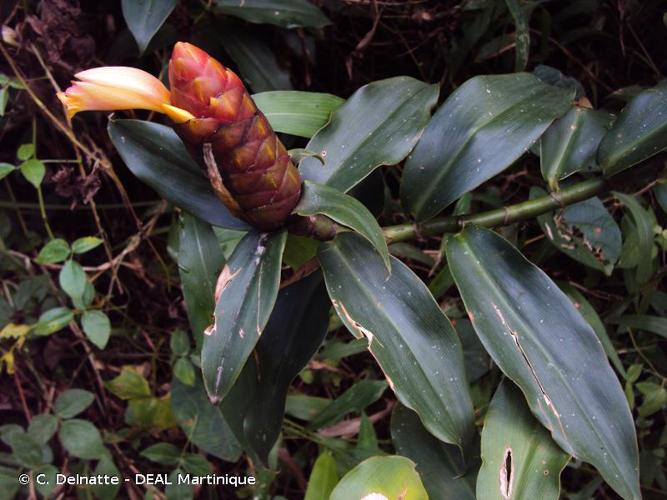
382;178;606;243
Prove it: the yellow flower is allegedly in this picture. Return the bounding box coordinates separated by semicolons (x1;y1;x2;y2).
57;66;194;123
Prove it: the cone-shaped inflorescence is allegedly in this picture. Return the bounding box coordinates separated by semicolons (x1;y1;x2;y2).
169;42;302;231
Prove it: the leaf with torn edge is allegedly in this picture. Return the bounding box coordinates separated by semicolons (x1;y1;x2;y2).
201;230;286;403
318;233;475;451
294;180;390;270
477;379;570;500
446;225;640;500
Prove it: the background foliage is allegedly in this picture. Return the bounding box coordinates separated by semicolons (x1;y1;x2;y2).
0;0;666;499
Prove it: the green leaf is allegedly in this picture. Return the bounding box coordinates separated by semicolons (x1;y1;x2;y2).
0;162;15;181
609;315;667;339
331;455;428;500
215;25;292;92
36;238;70;264
32;307;73;336
140;443;181;466
171;374;242;461
309;380;388;430
8;431;43;468
534;189;621;275
318;233;475;450
126;395;176;431
59;259;87;300
401;73;574;220
505;0;532;71
105;367;151;400
27;414;58;445
213;0;330;28
446;225;640;500
81;310;111;349
0;88;8;117
202;230;286;403
477;380;570;500
170;329;191;357
282;234;319;269
121;0;177;53
243;272;331;462
300;76;439;192
91;455;122;500
58;419;106;460
181;454;212;475
253;91;344;138
178;214;225;351
34;464;58;498
173;358;196;386
19;159;45;188
305;452;339;500
108;119;248;230
294;180;389;269
55;388;95;418
17;144;35;161
71;236;103;254
635;382;667;417
540;107;612;189
598;80;667;176
614;192;654;285
285;394;331;421
559;283;626;377
391;404;476;500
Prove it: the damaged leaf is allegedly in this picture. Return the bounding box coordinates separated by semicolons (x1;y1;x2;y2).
477;379;570;500
201;230;286;403
446;225;640;500
318;233;475;451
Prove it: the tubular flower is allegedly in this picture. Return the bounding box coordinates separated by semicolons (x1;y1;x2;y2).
168;42;302;231
57;66;194;123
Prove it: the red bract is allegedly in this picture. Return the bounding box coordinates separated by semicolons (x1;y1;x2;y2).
169;42;302;231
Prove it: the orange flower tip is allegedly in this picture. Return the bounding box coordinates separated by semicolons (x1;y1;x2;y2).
57;66;193;122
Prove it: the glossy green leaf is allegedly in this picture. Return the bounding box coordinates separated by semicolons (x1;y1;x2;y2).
202;230;286;402
401;73;574;220
391;404;476;500
35;238;70;264
309;379;388;430
108;119;248;230
446;225;640;500
17;144;34;161
32;307;73;336
253;91;344;138
614;192;654;285
171;375;242;461
331;455;428;500
305;452;339;500
216;26;291;92
20;159;45;188
178;213;225;351
213;0;330;28
243;272;331;462
81;310;111;349
540;107;612;189
598;80;667;176
55;389;95;419
559;283;625;377
294;180;389;269
300;77;439;192
318;233;475;450
59;419;106;460
121;0;177;53
477;379;570;500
